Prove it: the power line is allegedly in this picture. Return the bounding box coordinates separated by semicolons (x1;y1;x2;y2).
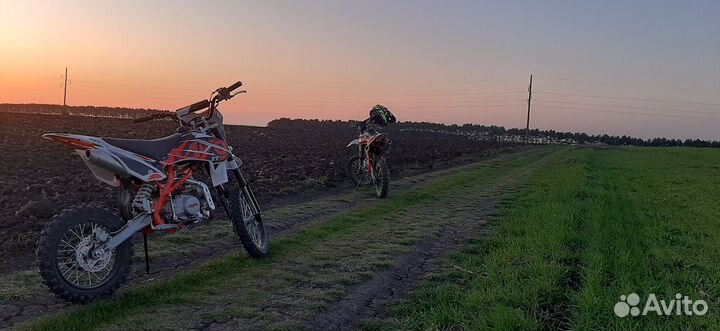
535;99;720;116
238;99;526;107
539;76;720;93
267;91;527;98
378;99;527;105
535;91;720;107
239;102;524;109
534;104;720;121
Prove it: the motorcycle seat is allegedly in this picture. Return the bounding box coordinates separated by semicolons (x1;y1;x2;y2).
103;134;181;160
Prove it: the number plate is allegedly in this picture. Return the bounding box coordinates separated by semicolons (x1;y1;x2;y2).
209;162;229;186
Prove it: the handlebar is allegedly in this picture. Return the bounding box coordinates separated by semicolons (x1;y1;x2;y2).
175;81;242;115
137;81;243;125
227;81;242;93
186;99;211;113
213;81;243;103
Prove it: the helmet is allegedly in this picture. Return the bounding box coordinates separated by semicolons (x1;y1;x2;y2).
369;104;396;126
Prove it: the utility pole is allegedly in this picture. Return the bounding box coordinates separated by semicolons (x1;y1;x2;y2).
525;74;533;144
62;67;69;106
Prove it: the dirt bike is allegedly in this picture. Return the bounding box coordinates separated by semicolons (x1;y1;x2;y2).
346;126;391;198
38;81;269;303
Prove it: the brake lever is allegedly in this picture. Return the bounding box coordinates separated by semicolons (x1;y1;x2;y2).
230;90;247;98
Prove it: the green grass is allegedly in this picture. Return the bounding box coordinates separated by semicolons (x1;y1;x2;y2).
21;147;558;330
20;146;720;330
383;147;720;330
0;271;43;303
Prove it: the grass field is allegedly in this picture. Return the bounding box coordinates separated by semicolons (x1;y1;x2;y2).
11;146;720;330
381;147;720;330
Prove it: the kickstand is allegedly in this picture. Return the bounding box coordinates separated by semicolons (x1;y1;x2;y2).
143;232;150;274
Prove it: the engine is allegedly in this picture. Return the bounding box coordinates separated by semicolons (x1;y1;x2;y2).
130;181;213;225
161;194;202;223
161;183;212;224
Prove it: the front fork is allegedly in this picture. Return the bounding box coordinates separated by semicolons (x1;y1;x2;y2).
216;155;262;218
231;168;262;217
359;144;374;174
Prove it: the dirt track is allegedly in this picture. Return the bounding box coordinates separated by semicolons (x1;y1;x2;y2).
301;148;555;330
1;147;560;330
0;149;521;329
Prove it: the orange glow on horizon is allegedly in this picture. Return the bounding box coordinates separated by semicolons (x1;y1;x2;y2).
2;1;719;140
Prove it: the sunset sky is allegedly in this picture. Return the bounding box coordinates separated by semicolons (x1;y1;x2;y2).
1;0;719;139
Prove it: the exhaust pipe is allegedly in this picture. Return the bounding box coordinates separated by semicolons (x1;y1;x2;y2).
85;149;129;177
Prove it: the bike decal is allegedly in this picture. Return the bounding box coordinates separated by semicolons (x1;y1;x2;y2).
42;134;98;150
164;138;230;164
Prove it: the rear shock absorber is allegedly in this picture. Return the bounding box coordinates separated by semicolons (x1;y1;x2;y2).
132;183;156;214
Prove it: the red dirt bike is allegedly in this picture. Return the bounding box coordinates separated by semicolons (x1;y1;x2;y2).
346;125;391;198
38;81;269;303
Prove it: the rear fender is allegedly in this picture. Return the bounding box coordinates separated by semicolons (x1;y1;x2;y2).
43;133;166;186
346;138;359;148
42;133;102;150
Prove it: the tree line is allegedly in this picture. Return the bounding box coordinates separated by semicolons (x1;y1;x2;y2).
268;118;720;148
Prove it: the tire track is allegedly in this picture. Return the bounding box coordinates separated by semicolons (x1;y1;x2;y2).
306;148;561;330
0;149;534;330
188;148;560;331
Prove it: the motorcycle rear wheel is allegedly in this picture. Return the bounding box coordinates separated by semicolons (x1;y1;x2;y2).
347;156;371;186
37;207;133;303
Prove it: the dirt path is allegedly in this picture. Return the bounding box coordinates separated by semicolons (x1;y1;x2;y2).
306;151;555;330
5;149;564;330
0;149;526;330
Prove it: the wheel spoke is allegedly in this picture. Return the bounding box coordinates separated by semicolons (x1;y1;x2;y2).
62;263;77;277
68;228;83;241
56;221;115;289
59;238;76;249
237;194;264;247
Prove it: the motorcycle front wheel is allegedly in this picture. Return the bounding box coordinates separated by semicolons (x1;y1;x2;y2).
220;178;269;258
373;157;390;198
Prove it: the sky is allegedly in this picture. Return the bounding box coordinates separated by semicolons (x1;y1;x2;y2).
1;0;719;140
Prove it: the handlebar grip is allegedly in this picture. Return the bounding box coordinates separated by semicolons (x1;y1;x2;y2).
187;99;211;113
227;81;242;92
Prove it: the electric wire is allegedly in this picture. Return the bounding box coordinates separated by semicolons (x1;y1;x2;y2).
535;99;720;116
533;104;720;121
535;91;720;106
